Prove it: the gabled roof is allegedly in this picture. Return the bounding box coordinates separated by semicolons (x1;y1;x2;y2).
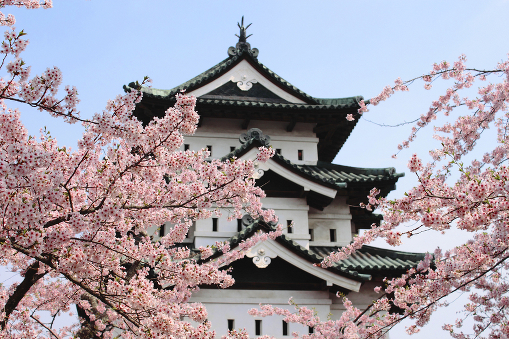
199;216;370;283
137;50;323;105
198;215;426;285
127;39;364;162
219;128;402;222
129;49;362;109
221;128;403;192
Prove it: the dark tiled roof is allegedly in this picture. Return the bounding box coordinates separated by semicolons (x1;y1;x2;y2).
198;216;425;282
220;135;403;191
128;50;362;111
193;98;359;110
200;216;370;282
314;97;362;106
310;246;426;273
300;161;404;186
138;57;236;101
126;48;364;163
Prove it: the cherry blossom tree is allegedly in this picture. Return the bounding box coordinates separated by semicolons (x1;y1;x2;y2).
0;2;280;338
250;52;509;339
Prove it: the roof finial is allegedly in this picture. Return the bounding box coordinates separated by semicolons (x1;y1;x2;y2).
228;16;259;59
235;16;252;43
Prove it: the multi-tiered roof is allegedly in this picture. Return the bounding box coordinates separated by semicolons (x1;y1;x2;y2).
126;18;423;291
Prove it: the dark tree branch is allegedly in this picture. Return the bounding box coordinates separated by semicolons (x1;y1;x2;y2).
0;261;47;330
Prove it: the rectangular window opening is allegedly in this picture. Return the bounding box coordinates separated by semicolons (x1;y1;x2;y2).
309;229;314;241
227;319;234;331
206;145;212;156
308;326;314;334
184;144;190;151
282;320;288;336
159;224;165;237
298;149;303;160
330;229;337;242
255;320;262;336
276;148;282;154
237;219;243;232
287;220;293;234
230;146;236;152
212;218;218;232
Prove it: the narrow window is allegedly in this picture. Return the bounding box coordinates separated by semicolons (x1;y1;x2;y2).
230;146;236;152
287;220;293;234
308;326;314;334
276;148;282;154
330;229;337;242
184;144;190;151
212;218;218;232
298;149;303;160
206;145;212;156
255;320;262;336
309;229;314;241
282;320;288;336
159;224;165;237
227;319;234;331
237;219;243;232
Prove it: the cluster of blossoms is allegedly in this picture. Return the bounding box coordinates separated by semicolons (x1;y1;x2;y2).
0;6;282;338
0;17;80;124
0;1;52;26
256;146;275;163
248;296;396;339
262;53;509;338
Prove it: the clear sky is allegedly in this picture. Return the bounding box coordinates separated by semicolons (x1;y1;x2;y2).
3;0;509;337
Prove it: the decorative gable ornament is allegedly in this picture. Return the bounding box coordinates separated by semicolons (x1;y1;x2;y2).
227;16;259;59
234;75;258;91
246;244;278;269
239;128;271;147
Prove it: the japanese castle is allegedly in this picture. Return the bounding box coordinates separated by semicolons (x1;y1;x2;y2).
128;18;424;339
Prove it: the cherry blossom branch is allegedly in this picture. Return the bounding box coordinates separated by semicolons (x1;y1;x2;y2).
372;252;509;337
29;313;62;339
0;261;46;330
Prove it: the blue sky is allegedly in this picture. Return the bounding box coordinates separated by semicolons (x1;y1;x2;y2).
3;0;509;337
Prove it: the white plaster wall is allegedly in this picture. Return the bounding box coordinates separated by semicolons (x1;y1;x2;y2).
339;281;381;310
194;118;316;138
308;197;353;246
189;287;388;339
194;213;243;248
261;197;310;248
193;199;312;248
190;289;330;338
182;118;318;165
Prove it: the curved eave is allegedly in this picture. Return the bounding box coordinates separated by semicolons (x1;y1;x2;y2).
130;51;319;105
220;140;403;192
310;245;426;275
195;98;358;110
140;56;241;100
202;219;370;283
272;155;404;190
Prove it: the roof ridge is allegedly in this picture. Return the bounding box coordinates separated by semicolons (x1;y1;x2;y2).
218;129;402;189
315;161;404;177
128;49;364;106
